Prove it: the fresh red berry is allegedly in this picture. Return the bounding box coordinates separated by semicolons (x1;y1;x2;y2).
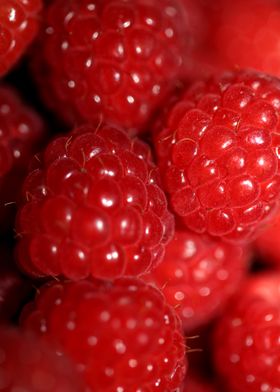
16;124;174;280
0;326;84;391
213;273;280;392
184;373;217;392
21;278;187;391
144;230;249;332
210;0;280;77
33;0;191;134
0;0;42;77
0;84;45;230
155;69;280;242
255;213;280;267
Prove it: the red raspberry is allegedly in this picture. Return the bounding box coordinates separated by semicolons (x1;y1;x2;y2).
184;373;217;392
144;230;249;332
213;273;280;392
255;213;280;267
0;326;84;391
33;0;190;134
0;84;44;230
155;69;280;242
0;0;42;77
211;0;280;77
16;124;174;280
21;278;187;391
0;246;31;321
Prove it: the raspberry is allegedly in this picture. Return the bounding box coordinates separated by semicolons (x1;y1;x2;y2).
0;326;84;391
184;373;217;392
155;69;280;242
144;230;249;332
0;0;42;77
0;84;45;231
16;124;174;280
255;213;280;267
210;0;280;77
213;273;280;392
21;278;187;391
0;246;31;321
33;0;190;134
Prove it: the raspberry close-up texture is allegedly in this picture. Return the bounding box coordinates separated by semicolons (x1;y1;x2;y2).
16;124;174;281
0;0;42;77
22;278;187;391
33;0;191;134
155;69;280;242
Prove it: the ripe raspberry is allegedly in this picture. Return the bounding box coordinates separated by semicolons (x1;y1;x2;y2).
184;373;217;392
0;246;31;321
21;278;187;391
144;230;249;332
211;0;280;77
155;69;280;242
0;326;84;391
0;84;45;231
255;213;280;267
16;124;174;280
213;273;280;392
0;0;42;77
33;0;191;134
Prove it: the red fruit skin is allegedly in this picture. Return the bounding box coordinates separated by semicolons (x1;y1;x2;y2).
255;213;280;267
213;273;280;392
0;326;84;391
0;0;42;76
144;230;249;332
16;124;174;281
184;373;217;392
211;0;280;77
0;85;45;231
33;0;192;135
21;278;187;391
155;69;280;242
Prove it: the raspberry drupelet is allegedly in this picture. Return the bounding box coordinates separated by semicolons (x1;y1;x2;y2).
213;273;280;392
155;69;280;242
33;0;191;134
144;230;249;332
0;0;42;77
21;278;187;391
0;84;44;231
16;124;174;280
0;326;84;391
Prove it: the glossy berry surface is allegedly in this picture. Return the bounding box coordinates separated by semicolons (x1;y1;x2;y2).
0;326;84;391
22;278;187;391
211;0;280;77
213;273;280;392
34;0;190;134
144;230;249;332
0;0;42;76
16;124;174;280
155;69;280;242
255;213;280;267
0;84;44;231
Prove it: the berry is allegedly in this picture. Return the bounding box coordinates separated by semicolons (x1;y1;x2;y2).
211;0;280;77
184;373;217;392
155;69;280;242
33;0;190;134
0;326;84;391
21;278;187;391
213;273;280;392
144;230;249;332
0;0;42;77
0;84;45;231
0;245;31;321
255;213;280;267
16;124;174;280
